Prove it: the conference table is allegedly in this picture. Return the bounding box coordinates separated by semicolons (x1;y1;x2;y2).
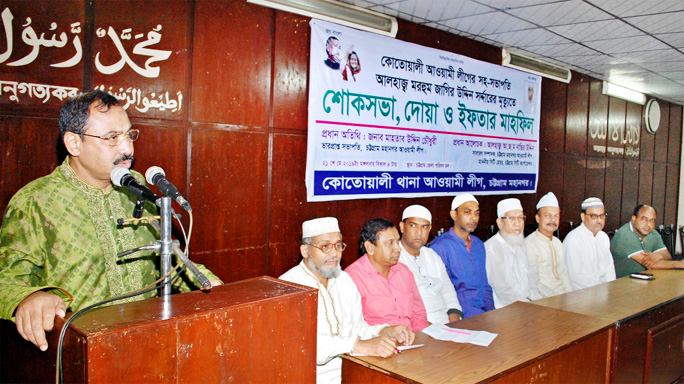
342;269;684;383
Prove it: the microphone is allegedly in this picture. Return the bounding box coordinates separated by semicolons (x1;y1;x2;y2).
111;167;160;206
145;166;192;212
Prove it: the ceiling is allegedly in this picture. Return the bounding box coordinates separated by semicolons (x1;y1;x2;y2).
339;0;684;105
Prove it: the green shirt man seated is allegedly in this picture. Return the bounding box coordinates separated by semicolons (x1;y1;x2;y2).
610;204;684;278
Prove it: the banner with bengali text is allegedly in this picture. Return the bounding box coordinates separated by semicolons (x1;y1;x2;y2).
306;19;541;201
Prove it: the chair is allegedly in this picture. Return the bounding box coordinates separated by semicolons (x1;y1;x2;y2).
658;224;676;258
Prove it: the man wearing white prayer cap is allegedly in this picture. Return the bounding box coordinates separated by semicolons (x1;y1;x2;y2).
430;194;495;318
484;198;542;308
563;198;616;289
398;205;464;324
524;192;574;297
279;217;414;384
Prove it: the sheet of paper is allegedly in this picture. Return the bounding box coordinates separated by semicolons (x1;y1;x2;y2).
422;323;498;347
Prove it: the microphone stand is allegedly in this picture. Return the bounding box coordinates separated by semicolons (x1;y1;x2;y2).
117;196;212;297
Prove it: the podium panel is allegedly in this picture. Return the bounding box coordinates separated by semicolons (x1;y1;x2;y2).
1;276;317;383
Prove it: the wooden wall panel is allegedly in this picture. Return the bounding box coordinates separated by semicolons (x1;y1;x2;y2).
638;162;654;208
585;159;605;201
0;117;60;209
562;156;586;224
654;102;670;163
565;73;589;155
640;112;656;162
132;124;188;195
621;161;640;225
272;12;310;131
540;78;567;153
665;164;679;225
587;79;608;158
667;105;682;164
652;163;667;226
538;152;564;197
188;128;269;281
604;159;624;230
191;0;273;126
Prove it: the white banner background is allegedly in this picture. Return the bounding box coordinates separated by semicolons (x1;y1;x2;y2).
306;19;541;202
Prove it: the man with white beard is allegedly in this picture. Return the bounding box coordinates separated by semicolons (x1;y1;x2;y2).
279;217;414;384
485;198;542;308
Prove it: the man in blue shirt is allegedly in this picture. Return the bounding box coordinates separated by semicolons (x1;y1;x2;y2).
430;194;495;318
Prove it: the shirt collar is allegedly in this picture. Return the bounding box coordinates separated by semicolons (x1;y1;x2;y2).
59;156;109;196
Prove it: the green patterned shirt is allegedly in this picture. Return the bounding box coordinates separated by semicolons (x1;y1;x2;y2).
0;158;219;320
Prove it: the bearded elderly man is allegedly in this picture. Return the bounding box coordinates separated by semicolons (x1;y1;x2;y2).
0;90;220;352
485;198;542;308
398;205;463;324
430;193;495;318
279;217;414;384
346;218;429;332
524;192;574;297
563;197;616;289
611;204;684;278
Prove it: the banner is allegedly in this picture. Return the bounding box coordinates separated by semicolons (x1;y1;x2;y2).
306;19;541;201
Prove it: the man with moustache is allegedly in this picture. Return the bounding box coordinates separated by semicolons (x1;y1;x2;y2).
346;218;429;332
563;197;616;289
430;194;495;318
485;198;542;308
280;217;414;384
610;204;684;278
398;205;463;324
524;192;574;297
0;90;221;352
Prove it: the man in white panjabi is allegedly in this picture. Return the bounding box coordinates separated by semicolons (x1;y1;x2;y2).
524;192;574;297
279;217;414;384
485;198;542;308
398;205;463;324
563;197;616;290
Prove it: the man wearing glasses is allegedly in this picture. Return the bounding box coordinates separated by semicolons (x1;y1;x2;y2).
563;197;616;289
280;217;414;384
484;198;541;308
610;204;684;278
0;90;220;352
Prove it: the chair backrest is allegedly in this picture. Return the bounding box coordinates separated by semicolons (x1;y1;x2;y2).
659;224;676;257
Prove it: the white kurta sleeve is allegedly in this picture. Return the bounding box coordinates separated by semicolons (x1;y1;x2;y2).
438;259;462;313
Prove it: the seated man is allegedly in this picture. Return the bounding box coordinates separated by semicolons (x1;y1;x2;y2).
430;193;495;318
563;197;616;289
0;90;220;352
398;205;463;324
485;198;541;308
346;218;429;332
280;217;414;383
611;204;684;278
524;192;574;297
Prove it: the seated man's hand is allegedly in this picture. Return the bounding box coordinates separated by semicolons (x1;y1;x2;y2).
640;252;665;268
353;335;397;358
209;280;222;287
15;291;66;351
380;325;415;346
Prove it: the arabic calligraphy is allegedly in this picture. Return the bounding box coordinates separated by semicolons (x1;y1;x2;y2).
0;80;183;113
0;7;171;78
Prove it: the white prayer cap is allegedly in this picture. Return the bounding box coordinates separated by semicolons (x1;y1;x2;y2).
497;198;523;218
451;193;478;210
536;192;559;210
402;205;432;223
581;197;604;211
302;217;340;238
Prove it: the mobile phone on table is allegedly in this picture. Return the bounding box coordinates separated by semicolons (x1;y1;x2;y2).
630;272;655;280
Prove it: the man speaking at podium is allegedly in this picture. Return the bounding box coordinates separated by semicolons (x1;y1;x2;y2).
0;90;220;352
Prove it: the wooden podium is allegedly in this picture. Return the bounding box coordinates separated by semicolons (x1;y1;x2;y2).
1;276;317;383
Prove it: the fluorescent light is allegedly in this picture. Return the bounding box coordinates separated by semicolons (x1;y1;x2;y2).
247;0;398;37
602;81;646;105
502;49;571;83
